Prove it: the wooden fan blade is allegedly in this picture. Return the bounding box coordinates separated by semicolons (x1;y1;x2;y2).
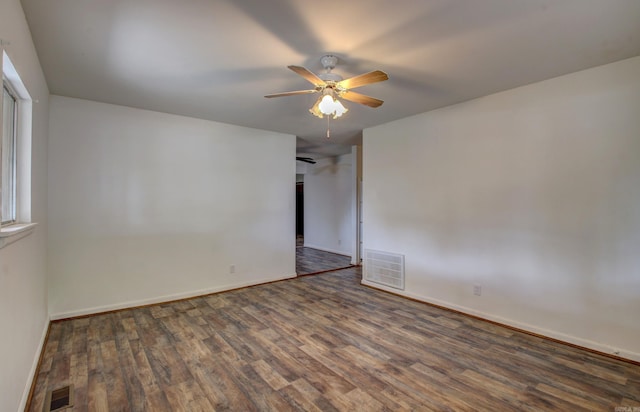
337;70;388;90
288;66;326;86
340;91;384;108
264;89;317;98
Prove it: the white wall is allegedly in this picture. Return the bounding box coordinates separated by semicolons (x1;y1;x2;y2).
0;1;50;410
303;153;353;256
363;56;640;361
48;96;296;318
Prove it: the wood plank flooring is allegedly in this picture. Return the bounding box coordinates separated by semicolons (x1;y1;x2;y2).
29;267;640;411
296;247;353;275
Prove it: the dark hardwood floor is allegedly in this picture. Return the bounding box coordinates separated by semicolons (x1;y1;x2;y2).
29;267;640;411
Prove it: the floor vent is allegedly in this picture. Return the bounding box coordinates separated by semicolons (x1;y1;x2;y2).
364;249;405;290
44;385;73;412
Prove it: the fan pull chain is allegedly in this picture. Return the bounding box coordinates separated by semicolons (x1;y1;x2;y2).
326;115;331;139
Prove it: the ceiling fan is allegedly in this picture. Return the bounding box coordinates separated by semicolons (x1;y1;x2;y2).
296;156;316;164
265;55;388;119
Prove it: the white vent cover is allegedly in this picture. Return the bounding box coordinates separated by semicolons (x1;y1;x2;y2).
364;249;405;290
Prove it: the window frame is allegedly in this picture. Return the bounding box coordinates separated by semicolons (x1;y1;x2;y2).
0;49;36;249
2;78;18;226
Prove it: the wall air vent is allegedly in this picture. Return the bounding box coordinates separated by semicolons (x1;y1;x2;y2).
364;249;405;290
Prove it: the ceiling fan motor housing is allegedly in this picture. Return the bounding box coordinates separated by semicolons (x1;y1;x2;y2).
319;72;343;82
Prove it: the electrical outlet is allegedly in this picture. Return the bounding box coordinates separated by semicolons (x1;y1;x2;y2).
230;264;235;274
473;284;482;296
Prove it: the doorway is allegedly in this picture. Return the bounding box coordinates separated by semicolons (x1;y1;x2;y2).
296;180;304;247
295;152;358;275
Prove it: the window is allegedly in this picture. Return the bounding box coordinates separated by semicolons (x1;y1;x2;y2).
0;50;35;248
2;80;17;225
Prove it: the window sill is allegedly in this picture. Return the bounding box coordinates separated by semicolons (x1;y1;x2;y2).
0;222;37;249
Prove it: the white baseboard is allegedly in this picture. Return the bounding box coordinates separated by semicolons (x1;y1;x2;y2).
361;279;640;363
50;273;297;320
302;243;351;258
19;319;50;411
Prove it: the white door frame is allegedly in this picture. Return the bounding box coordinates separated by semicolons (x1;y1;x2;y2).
350;145;362;265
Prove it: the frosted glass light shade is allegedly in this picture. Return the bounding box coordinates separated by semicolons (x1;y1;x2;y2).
316;94;348;119
319;95;335;114
332;99;347;118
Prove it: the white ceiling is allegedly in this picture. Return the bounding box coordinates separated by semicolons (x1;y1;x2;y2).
20;0;640;156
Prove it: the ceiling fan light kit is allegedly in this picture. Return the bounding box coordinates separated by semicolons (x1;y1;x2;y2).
266;54;388;126
309;90;348;119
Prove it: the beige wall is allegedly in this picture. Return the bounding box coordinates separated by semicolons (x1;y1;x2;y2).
48;96;296;318
363;56;640;361
303;153;354;256
0;0;50;409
